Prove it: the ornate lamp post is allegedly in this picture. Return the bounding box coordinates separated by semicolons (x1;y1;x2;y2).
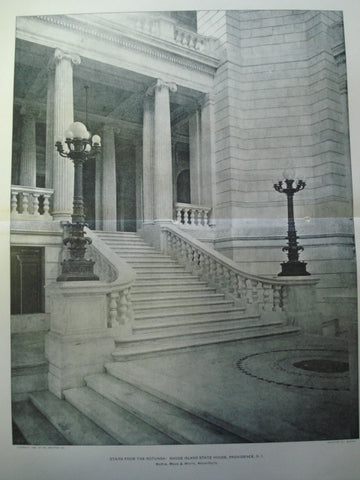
274;173;310;276
55;122;101;281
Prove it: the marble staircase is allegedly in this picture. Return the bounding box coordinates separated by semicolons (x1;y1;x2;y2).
95;231;300;360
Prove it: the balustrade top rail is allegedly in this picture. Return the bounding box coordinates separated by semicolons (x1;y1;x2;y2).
162;224;318;288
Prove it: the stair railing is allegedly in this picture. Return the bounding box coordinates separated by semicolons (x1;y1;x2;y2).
84;228;136;340
161;225;319;328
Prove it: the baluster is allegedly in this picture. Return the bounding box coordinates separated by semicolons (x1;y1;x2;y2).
32;193;40;216
11;192;18;214
118;290;127;326
125;288;134;324
273;285;282;312
203;209;209;227
183;208;189;225
176;206;182;224
216;263;225;289
43;194;51;217
251;280;259;305
223;267;231;295
22;192;29;215
262;283;273;312
237;276;247;304
229;271;237;295
109;292;119;328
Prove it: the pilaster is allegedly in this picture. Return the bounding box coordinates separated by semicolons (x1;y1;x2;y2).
45;66;55;189
189;108;201;205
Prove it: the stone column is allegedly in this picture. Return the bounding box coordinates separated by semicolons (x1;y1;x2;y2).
52;48;80;221
200;93;216;226
94;150;103;231
189;108;201;205
101;124;117;231
45;67;55;189
19;107;37;187
135;141;143;231
153;79;177;222
142;92;155;224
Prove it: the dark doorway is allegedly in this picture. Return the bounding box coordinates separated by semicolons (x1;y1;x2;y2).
177;169;190;204
11;247;44;314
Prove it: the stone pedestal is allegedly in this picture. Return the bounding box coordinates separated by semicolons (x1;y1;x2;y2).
45;284;115;398
281;277;321;334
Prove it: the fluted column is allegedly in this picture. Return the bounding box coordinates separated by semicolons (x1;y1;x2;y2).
142;92;155;224
95;149;103;231
189;107;201;205
45;67;55;189
153;79;177;222
52;49;80;221
135;141;143;231
19;107;37;187
101;124;117;231
200;93;216;226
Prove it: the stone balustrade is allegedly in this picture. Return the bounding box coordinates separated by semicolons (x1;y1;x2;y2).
175;202;211;227
11;185;53;219
85;228;136;339
173;26;215;52
161;225;320;332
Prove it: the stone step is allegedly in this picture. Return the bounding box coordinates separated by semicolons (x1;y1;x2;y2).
112;325;300;361
133;265;186;274
133;292;225;304
134;304;242;320
135;273;199;281
63;386;175;445
29;390;118;445
134;298;234;313
85;373;245;444
133;315;279;338
12;400;69;445
11;332;47;369
125;257;178;264
133;279;209;289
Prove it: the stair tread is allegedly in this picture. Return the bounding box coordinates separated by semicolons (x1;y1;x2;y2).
29;390;118;445
112;325;300;359
64;386;175;445
85;373;244;444
12;400;70;445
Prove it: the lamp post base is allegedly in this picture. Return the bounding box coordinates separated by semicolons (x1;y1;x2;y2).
57;259;99;282
278;261;310;277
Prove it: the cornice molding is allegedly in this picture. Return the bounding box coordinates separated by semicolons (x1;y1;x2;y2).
35;15;218;77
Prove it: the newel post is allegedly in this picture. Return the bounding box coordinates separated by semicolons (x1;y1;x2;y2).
280;277;321;334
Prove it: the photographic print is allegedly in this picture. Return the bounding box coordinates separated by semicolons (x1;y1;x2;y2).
6;3;359;475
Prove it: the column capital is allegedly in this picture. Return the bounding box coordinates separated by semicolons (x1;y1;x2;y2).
145;78;177;96
54;48;81;66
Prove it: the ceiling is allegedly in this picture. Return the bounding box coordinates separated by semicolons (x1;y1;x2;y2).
13;38;204;141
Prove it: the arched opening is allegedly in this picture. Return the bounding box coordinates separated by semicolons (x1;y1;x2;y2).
176;169;190;204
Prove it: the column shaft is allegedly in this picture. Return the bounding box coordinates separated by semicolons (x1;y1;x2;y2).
101;125;117;231
142;95;154;224
200;94;216;225
153;80;176;222
189;109;201;205
135;143;143;231
45;68;55;189
52;49;80;221
19;112;37;187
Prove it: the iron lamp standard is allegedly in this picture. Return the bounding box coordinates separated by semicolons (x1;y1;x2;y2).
55;122;101;281
274;176;310;276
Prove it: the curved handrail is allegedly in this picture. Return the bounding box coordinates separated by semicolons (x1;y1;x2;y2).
162;224;317;287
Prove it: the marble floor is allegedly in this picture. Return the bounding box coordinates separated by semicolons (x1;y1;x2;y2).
115;333;358;443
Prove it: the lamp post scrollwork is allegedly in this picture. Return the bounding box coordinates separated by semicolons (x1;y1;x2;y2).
274;174;310;276
55;121;101;281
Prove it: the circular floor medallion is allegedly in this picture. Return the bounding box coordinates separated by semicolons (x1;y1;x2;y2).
236;349;349;391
